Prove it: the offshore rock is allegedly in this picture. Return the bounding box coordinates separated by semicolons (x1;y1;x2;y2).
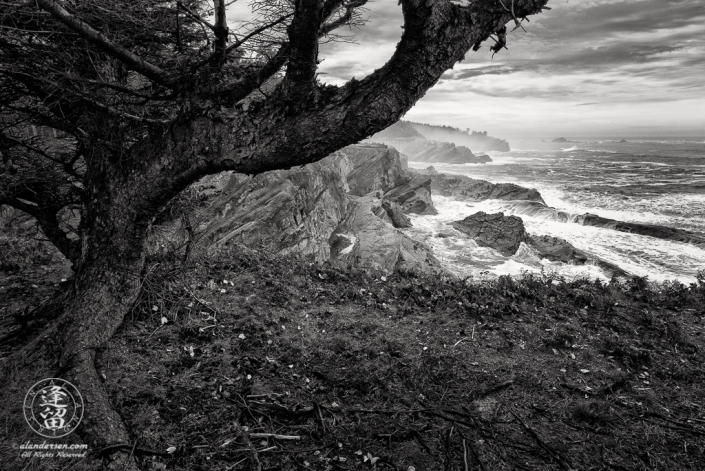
527;235;588;264
452;212;527;256
575;214;705;246
422;172;546;205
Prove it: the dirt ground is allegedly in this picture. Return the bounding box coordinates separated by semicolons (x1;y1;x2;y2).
2;241;705;470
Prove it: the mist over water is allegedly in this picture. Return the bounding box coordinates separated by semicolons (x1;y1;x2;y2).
404;138;705;283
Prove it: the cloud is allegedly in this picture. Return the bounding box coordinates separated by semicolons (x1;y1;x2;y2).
233;0;705;137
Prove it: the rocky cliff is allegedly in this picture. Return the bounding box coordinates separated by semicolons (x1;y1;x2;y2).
199;145;443;273
407;122;511;152
369;137;491;165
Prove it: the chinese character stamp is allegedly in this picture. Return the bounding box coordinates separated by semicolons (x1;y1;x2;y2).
24;378;84;438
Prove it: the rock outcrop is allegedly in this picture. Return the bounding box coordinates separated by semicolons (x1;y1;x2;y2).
527;235;588;264
338;144;407;196
373;137;491;165
203;153;350;261
373;200;412;229
452;212;528;256
451;212;625;275
419;172;546;205
199;145;441;273
486;201;705;247
330;194;441;273
383;175;438;215
575;214;705;246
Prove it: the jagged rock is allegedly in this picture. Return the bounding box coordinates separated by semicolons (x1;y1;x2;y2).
372;200;412;229
199;145;438;275
371;137;491;164
422;172;546;204
330;194;441;273
400;154;409;170
203;153;350;261
383;175;438;215
553;137;569;143
527;235;588;264
452;212;527;256
339;144;407;196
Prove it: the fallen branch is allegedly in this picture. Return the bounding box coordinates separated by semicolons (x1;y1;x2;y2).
250;433;301;440
509;409;573;471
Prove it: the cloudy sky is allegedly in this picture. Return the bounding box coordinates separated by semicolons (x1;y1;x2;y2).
233;0;705;139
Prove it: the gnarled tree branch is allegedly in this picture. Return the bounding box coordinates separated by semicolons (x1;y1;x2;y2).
35;0;173;88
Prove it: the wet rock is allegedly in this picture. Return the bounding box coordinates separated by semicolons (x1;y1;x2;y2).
576;214;705;246
527;235;589;264
423;173;546;205
452;212;528;256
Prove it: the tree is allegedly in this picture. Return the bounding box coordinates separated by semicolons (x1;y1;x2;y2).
0;0;551;468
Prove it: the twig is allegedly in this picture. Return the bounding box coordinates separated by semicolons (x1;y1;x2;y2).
250;433;301;440
234;422;262;471
509;409;573;471
120;441;138;471
470;379;514;401
462;439;469;471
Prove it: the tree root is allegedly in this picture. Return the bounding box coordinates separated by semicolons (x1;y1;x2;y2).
62;349;141;471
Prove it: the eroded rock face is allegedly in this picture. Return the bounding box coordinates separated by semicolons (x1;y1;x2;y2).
203;153;350;261
383;175;438;215
339;144;407;197
200;145;442;274
373;200;412;229
452;212;527;256
423;172;546;205
330;194;441;273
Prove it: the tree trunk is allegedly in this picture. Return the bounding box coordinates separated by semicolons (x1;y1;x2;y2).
13;193;152;470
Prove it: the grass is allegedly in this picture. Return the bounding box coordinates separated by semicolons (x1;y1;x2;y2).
1;243;705;470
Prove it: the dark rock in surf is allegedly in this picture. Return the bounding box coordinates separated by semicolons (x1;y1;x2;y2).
420;172;546;205
452;212;527;256
527;235;588;264
575;214;705;246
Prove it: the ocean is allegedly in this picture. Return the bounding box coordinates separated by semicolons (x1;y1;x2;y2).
404;138;705;284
